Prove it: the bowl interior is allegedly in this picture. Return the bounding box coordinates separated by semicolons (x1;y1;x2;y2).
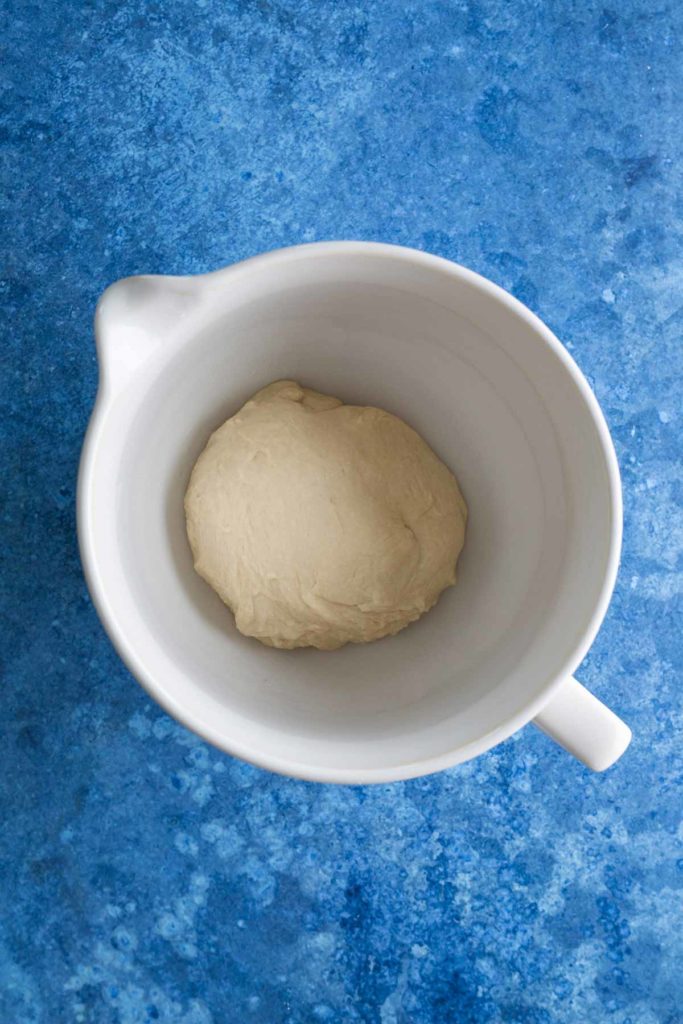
87;250;616;777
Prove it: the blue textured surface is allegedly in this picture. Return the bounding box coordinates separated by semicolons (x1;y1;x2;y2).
2;1;682;1021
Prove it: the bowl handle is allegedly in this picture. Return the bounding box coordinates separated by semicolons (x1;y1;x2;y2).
532;677;631;771
94;275;202;393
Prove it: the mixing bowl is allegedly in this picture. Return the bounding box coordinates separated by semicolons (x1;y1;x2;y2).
78;242;631;782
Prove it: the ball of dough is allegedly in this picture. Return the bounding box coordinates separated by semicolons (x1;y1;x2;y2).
185;381;467;650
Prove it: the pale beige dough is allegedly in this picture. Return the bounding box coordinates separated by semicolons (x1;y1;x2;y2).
185;380;467;650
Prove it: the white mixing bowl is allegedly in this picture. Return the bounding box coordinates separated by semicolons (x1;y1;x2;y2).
78;242;631;782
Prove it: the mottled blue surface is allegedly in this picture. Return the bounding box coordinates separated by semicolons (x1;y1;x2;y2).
2;1;682;1021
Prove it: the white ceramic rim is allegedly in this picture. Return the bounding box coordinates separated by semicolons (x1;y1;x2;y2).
78;241;623;783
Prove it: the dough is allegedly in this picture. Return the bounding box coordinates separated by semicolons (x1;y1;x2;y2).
185;381;467;650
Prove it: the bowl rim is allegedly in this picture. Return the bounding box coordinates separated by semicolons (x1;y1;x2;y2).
77;240;623;783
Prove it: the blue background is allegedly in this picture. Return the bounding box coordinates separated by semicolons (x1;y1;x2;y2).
2;1;682;1021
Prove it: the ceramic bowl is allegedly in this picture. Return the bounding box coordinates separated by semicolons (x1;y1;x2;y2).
78;242;631;782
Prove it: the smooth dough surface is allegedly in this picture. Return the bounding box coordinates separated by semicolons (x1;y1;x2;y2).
185;381;467;650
